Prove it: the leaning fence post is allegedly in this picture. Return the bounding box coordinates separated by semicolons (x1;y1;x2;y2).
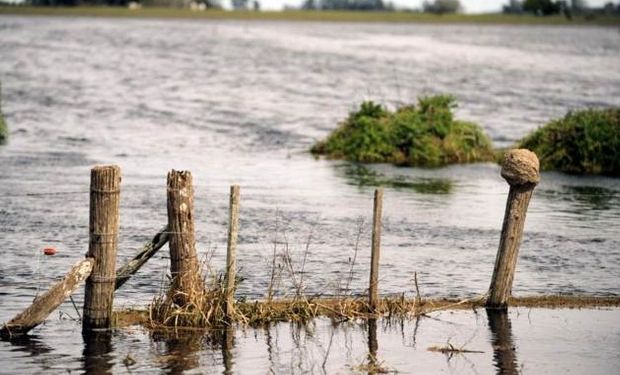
487;149;540;309
83;165;121;331
225;185;240;319
369;188;383;312
167;170;201;306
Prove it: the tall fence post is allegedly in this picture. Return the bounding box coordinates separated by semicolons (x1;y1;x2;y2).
167;170;201;306
225;185;240;319
83;165;121;331
487;149;540;309
369;188;383;312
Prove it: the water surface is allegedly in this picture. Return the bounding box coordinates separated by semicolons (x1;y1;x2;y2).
0;16;619;373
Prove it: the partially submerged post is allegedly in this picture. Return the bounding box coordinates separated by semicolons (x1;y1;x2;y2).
83;165;121;331
369;188;383;312
1;258;94;339
167;170;201;306
487;149;540;309
225;185;240;319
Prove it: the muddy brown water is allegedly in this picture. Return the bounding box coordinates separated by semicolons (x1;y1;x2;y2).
0;16;619;373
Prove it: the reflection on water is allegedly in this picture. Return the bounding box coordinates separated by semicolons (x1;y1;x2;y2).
1;309;619;373
152;330;205;374
341;163;453;194
222;325;235;375
367;318;378;366
151;326;235;375
566;185;618;211
486;309;519;375
82;331;114;375
8;335;53;357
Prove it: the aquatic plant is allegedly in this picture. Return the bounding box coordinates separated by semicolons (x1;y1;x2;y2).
518;108;620;176
311;95;495;167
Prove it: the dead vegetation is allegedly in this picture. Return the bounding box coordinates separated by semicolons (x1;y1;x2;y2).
114;211;620;332
115;294;620;330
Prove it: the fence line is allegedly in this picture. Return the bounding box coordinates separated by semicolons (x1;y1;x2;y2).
1;150;543;337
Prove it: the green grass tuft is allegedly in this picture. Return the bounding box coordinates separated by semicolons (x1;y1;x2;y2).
311;95;495;168
517;108;620;176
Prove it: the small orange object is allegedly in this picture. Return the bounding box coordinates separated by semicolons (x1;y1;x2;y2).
43;247;57;256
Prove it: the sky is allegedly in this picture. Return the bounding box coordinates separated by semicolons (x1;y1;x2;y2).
257;0;613;12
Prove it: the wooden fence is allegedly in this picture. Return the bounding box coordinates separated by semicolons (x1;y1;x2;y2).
0;149;540;339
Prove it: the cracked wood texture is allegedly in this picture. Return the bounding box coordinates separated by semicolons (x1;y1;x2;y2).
83;165;121;330
167;170;201;306
1;258;94;339
487;150;539;309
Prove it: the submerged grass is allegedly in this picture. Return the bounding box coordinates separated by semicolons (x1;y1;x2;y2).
312;95;495;168
517;108;620;176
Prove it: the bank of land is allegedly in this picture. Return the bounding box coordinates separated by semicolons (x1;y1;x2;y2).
1;6;620;25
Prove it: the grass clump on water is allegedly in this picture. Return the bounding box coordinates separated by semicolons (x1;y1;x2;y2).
517;108;620;176
311;95;495;167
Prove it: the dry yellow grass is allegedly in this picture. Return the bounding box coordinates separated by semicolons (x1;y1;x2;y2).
114;294;620;329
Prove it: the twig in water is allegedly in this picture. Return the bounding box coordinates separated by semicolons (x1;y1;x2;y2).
69;295;82;321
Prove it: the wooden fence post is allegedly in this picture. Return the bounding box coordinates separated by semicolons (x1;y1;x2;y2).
1;258;94;339
369;188;383;312
83;165;121;331
487;149;539;309
225;185;240;319
167;170;201;306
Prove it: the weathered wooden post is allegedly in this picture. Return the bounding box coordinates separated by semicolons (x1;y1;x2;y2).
1;258;94;339
167;170;201;306
83;165;121;331
369;188;383;312
487;149;540;309
225;185;240;319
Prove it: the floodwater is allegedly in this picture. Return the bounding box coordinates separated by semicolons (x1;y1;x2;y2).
2;308;620;374
0;16;619;373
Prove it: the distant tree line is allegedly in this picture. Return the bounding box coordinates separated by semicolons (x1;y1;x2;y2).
504;0;620;16
422;0;461;14
301;0;462;13
27;0;223;7
301;0;391;11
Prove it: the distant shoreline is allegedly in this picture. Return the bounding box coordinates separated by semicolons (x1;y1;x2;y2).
1;6;619;25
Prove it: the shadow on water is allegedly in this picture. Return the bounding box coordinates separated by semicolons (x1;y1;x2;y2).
486;309;519;375
82;331;114;375
339;163;453;194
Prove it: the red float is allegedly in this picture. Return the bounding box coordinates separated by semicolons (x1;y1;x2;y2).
43;247;57;256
